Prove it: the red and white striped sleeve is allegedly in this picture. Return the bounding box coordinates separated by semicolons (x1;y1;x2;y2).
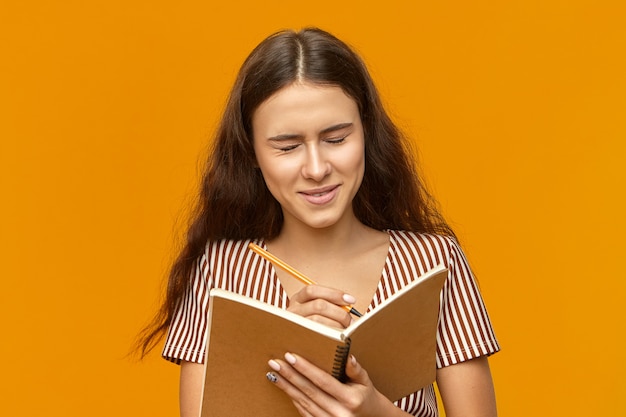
434;235;500;367
162;252;212;364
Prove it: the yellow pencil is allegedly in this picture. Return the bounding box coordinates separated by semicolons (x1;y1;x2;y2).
248;242;362;317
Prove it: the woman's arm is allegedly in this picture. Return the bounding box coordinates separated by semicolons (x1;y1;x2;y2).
436;356;497;417
180;361;204;417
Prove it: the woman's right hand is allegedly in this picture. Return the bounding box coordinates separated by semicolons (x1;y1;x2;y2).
287;285;356;328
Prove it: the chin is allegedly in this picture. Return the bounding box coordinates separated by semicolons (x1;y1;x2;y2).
303;214;347;230
286;205;353;230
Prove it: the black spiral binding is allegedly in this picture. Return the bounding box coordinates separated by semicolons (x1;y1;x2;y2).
331;337;352;382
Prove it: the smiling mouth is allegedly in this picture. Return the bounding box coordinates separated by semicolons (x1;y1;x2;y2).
301;185;338;196
300;185;339;205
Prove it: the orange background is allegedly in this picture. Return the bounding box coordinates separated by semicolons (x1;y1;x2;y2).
1;1;624;416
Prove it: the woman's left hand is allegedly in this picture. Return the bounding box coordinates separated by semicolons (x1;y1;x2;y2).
267;353;407;417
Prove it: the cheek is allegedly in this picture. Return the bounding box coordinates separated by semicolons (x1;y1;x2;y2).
256;158;293;196
351;146;366;188
253;144;276;181
344;143;366;173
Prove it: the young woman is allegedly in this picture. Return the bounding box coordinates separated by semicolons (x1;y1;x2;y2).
138;27;500;417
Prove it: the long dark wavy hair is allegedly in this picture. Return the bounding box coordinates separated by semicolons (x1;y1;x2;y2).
136;27;455;357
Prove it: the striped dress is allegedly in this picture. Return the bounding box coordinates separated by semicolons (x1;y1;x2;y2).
163;230;500;416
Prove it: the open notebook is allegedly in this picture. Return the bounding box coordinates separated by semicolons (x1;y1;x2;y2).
199;264;448;417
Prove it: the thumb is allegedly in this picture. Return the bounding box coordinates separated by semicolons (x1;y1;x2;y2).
345;355;371;385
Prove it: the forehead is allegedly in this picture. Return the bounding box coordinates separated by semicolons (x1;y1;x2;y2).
252;82;360;136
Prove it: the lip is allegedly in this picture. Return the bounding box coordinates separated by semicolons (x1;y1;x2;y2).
298;185;340;205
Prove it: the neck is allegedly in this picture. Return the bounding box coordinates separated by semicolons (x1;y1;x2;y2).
270;213;368;258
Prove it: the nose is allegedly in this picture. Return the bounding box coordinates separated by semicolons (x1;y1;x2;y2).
301;145;331;181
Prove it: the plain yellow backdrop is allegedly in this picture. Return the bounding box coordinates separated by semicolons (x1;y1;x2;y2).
1;1;624;416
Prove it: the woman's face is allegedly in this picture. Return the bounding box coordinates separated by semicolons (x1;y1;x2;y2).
252;82;365;231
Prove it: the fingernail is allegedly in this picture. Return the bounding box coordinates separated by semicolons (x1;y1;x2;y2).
350;355;356;366
268;359;281;371
266;372;278;383
343;294;356;304
284;352;296;365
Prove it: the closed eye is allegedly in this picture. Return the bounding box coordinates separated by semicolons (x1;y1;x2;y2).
277;143;300;152
325;136;347;145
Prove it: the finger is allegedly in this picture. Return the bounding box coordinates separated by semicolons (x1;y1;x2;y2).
293;401;323;417
290;285;356;309
288;287;353;328
267;359;334;417
283;354;392;417
305;310;352;328
279;353;350;414
287;301;352;328
344;355;372;386
267;371;326;417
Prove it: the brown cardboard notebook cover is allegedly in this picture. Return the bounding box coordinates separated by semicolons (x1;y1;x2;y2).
199;264;447;417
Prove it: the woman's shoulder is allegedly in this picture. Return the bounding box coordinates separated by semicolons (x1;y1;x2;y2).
386;230;463;267
387;229;459;248
203;237;261;259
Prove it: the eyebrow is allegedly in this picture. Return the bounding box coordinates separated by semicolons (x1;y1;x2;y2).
267;122;354;141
